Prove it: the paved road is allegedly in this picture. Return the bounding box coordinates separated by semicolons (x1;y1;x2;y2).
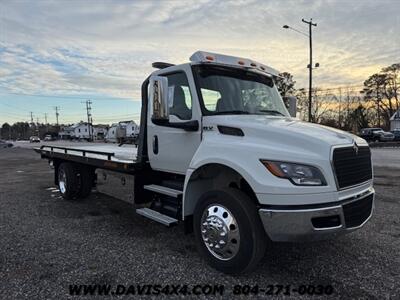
0;147;399;299
371;148;400;168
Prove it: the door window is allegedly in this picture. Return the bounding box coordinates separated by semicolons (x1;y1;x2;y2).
164;72;192;120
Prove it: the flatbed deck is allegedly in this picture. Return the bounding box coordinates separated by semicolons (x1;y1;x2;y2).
35;144;144;174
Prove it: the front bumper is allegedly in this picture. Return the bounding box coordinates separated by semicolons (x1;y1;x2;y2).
259;190;374;242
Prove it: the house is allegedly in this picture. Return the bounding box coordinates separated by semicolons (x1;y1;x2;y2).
71;122;92;140
59;122;93;140
93;125;108;141
390;109;400;130
104;121;139;143
58;125;75;140
104;123;125;143
124;121;140;140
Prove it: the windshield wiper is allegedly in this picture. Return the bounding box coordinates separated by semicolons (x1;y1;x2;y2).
258;109;285;116
214;110;250;115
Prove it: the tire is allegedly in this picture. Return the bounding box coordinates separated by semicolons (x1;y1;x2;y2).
77;166;94;198
58;163;80;200
193;188;267;274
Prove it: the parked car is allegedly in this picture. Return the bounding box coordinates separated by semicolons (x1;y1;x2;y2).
29;136;41;143
0;140;13;148
44;134;55;141
391;129;400;141
359;128;394;142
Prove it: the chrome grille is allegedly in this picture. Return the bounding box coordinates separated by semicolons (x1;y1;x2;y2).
332;146;372;189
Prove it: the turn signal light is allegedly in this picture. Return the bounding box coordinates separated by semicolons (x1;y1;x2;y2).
261;160;285;177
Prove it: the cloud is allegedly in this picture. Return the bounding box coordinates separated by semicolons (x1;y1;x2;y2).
0;0;399;102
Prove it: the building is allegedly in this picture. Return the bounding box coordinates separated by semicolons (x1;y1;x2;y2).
390;109;400;130
124;121;140;140
105;121;139;143
93;125;108;141
58;125;75;140
59;122;92;140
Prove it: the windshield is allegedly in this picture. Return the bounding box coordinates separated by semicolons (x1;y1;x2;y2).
192;65;289;117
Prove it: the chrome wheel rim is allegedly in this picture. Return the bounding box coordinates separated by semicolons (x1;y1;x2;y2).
58;169;67;194
200;204;240;260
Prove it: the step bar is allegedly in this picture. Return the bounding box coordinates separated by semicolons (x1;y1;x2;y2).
144;184;183;198
136;208;178;226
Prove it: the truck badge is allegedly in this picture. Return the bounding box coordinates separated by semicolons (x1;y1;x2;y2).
353;142;359;155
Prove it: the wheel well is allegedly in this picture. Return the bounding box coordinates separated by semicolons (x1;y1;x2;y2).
183;163;258;219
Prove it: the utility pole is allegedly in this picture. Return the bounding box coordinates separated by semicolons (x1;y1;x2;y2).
376;85;381;128
44;113;48;124
338;88;342;128
54;106;60;126
30;112;34;124
302;18;317;122
83;100;93;141
283;19;318;122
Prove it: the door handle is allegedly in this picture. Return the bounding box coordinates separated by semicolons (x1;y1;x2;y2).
152;135;158;155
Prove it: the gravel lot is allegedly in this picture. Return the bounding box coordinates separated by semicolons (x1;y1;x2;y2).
0;145;399;299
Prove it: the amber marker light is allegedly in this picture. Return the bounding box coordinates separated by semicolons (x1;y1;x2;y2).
260;160;286;178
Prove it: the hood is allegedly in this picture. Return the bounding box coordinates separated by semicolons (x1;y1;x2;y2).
203;115;367;158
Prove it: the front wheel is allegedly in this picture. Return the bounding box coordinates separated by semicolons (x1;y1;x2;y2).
193;188;267;274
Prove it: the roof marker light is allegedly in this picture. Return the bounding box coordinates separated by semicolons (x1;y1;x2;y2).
260;66;265;70
250;62;257;67
238;61;245;65
205;55;214;61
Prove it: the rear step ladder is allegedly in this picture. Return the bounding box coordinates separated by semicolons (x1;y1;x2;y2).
143;184;182;198
136;208;178;226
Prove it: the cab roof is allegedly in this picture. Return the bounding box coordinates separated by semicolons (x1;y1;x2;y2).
152;51;280;77
189;51;280;77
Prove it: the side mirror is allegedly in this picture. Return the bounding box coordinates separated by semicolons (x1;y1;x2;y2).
149;76;169;121
283;96;297;118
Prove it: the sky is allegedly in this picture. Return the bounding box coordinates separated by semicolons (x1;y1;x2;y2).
0;0;399;125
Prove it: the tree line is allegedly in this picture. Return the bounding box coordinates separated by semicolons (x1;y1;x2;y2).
276;63;400;132
0;122;60;140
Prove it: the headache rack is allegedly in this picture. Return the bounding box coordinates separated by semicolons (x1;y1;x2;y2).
34;145;144;174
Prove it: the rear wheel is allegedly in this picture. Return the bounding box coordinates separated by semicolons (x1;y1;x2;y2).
193;188;267;274
77;166;95;198
58;163;79;200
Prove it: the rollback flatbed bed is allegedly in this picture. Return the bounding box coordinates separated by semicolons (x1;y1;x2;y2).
34;144;145;174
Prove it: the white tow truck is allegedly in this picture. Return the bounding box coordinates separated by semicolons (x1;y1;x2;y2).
36;51;374;274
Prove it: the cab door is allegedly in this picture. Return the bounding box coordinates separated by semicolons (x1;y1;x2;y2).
147;66;201;174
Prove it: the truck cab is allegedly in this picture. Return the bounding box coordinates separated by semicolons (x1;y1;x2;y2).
37;51;374;274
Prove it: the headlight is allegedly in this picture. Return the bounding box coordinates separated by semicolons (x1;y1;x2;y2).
260;160;326;186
